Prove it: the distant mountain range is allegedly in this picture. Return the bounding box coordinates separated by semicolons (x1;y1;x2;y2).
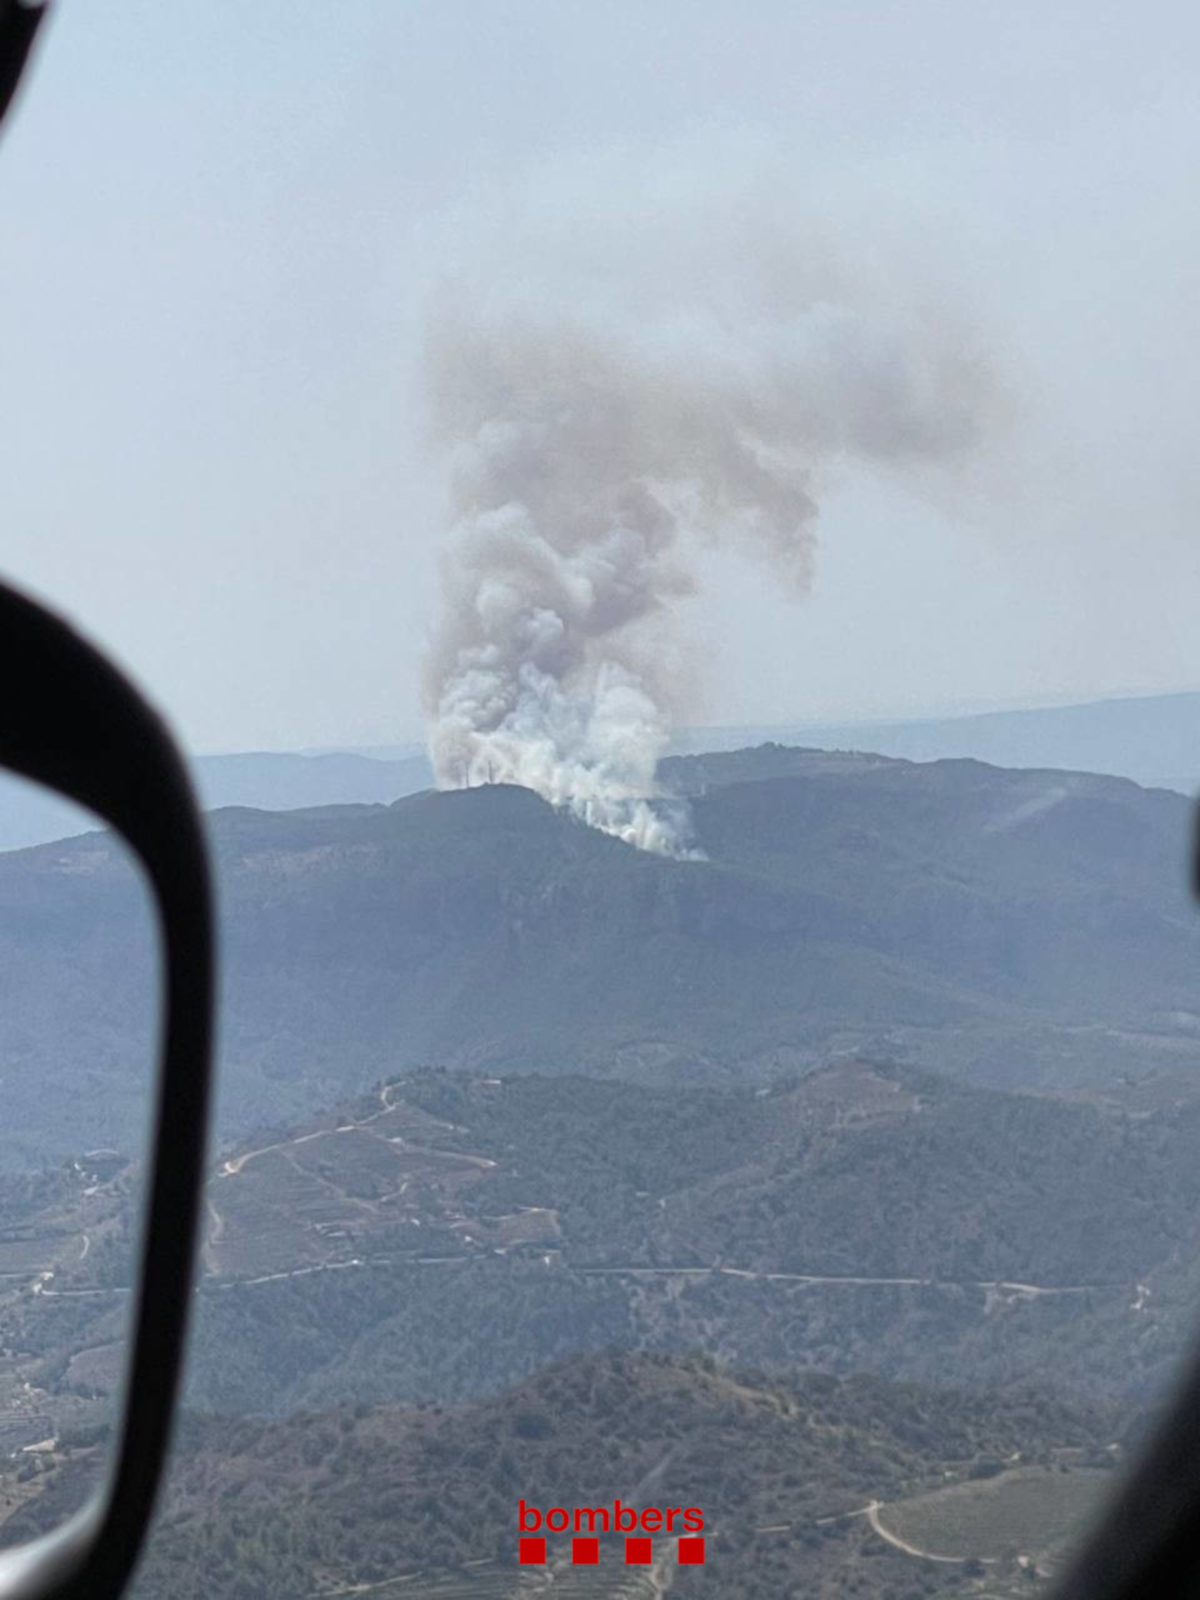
0;748;435;853
2;743;1198;1165
0;689;1197;853
679;690;1200;797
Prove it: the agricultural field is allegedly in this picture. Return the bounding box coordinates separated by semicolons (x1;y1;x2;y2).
204;1085;558;1283
877;1464;1115;1579
355;1564;660;1600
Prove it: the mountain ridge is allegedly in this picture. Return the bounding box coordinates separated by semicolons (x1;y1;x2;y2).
1;745;1198;1164
1;686;1197;854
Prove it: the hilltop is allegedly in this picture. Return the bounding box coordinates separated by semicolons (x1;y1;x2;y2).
747;690;1200;798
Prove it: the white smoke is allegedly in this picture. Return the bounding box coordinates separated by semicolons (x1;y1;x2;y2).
423;162;996;854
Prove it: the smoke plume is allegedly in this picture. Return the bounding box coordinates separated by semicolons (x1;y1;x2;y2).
423;173;994;854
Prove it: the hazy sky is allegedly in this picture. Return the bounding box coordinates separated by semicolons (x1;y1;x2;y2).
2;2;1199;754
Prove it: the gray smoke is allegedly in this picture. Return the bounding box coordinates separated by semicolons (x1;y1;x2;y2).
423;183;994;854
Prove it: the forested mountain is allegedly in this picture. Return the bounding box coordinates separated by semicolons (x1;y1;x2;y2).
0;746;1197;1163
4;1351;1114;1600
175;1063;1200;1421
5;1061;1197;1438
1;740;1197;1596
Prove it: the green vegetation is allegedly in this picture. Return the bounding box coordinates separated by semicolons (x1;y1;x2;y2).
176;1063;1200;1419
398;1063;1200;1286
112;1353;1114;1600
6;1060;1200;1438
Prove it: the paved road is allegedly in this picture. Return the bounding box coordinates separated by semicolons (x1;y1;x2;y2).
29;1254;1112;1299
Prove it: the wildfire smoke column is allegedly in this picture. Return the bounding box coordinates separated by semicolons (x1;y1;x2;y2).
422;202;993;855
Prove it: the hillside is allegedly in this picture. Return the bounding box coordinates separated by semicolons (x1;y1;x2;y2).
0;1351;1116;1600
178;1064;1200;1421
0;746;1198;1163
6;1062;1198;1445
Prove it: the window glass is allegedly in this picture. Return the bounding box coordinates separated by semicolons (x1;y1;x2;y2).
1;5;1198;1596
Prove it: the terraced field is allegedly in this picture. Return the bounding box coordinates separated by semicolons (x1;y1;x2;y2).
205;1088;556;1283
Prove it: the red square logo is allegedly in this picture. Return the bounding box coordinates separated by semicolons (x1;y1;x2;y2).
572;1536;599;1564
679;1536;706;1564
626;1536;653;1564
519;1537;546;1565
